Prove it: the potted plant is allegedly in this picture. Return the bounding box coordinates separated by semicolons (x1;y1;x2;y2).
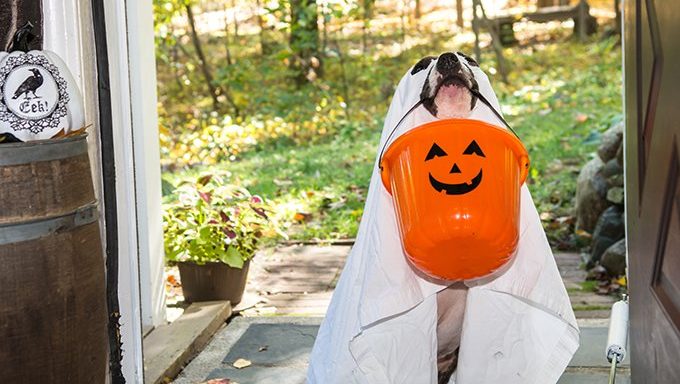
163;174;282;304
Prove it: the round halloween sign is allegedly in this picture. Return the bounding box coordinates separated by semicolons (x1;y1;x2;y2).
4;64;61;120
0;51;84;141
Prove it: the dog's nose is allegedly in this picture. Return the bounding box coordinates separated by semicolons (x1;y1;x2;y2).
437;53;459;72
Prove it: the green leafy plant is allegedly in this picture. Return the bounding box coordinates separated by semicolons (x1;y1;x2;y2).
163;174;285;268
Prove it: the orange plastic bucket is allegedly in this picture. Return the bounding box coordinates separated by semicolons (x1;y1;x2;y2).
380;119;530;281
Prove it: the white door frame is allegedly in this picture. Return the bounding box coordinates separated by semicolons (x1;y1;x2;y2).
43;0;165;381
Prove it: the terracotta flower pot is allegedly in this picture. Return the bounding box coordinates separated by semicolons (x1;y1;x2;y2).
177;260;250;304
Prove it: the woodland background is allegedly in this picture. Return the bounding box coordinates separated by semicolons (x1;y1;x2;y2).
153;0;622;250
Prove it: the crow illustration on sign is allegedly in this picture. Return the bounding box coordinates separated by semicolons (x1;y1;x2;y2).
12;68;44;100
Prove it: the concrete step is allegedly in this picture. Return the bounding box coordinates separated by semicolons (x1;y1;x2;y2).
144;301;232;384
558;370;630;384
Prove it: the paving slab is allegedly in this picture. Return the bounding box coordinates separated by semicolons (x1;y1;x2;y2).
207;366;306;384
570;327;630;367
173;317;322;384
235;245;347;316
173;317;630;383
220;323;318;366
558;370;630;384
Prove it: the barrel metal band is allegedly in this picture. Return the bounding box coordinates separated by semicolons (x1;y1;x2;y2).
0;204;99;245
0;135;88;166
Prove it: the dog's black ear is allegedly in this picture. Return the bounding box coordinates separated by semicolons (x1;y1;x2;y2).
456;51;479;67
411;56;436;75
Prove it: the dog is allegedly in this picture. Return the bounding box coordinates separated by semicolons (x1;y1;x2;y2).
308;50;578;384
412;51;482;384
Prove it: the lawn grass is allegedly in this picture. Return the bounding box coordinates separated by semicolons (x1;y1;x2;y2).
166;123;380;240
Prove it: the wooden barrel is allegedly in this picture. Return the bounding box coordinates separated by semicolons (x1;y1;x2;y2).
0;134;108;383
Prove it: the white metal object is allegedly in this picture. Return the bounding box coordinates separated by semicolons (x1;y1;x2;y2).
606;297;629;384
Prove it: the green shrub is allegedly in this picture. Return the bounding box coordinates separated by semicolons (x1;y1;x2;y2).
163;174;285;267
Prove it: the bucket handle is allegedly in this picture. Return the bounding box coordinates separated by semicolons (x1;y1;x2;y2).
378;90;521;171
519;155;530;185
378;99;424;171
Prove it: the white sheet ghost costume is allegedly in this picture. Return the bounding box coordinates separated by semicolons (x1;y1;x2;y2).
307;58;580;384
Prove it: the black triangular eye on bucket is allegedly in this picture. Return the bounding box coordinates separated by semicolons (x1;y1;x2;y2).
425;143;447;161
463;140;485;157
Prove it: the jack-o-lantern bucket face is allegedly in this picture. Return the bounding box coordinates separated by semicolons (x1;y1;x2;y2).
380;119;529;281
425;140;486;195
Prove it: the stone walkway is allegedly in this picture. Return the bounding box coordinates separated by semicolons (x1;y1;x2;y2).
172;245;626;383
233;245;618;319
232;245;348;317
174;317;629;384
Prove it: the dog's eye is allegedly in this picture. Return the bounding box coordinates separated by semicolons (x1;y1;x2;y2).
463;140;485;157
425;143;448;161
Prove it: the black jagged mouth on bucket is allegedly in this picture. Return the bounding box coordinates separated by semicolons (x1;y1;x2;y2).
429;169;483;195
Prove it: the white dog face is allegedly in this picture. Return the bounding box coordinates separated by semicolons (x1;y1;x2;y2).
413;52;480;119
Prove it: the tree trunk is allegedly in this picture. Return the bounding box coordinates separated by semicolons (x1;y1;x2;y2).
171;39;184;91
456;0;464;28
321;5;328;53
415;0;421;19
223;6;233;66
231;0;239;37
361;0;374;53
400;0;407;44
185;3;239;115
255;0;269;55
289;0;322;85
614;0;621;35
332;38;351;119
473;0;508;83
185;3;221;111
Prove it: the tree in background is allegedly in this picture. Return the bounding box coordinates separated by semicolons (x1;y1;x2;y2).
289;0;322;85
154;0;239;115
361;0;374;52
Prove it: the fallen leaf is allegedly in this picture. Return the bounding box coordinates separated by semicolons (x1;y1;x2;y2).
233;358;252;369
576;113;588;123
199;379;236;384
273;178;293;187
293;212;312;222
556;216;575;225
197;175;213;186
